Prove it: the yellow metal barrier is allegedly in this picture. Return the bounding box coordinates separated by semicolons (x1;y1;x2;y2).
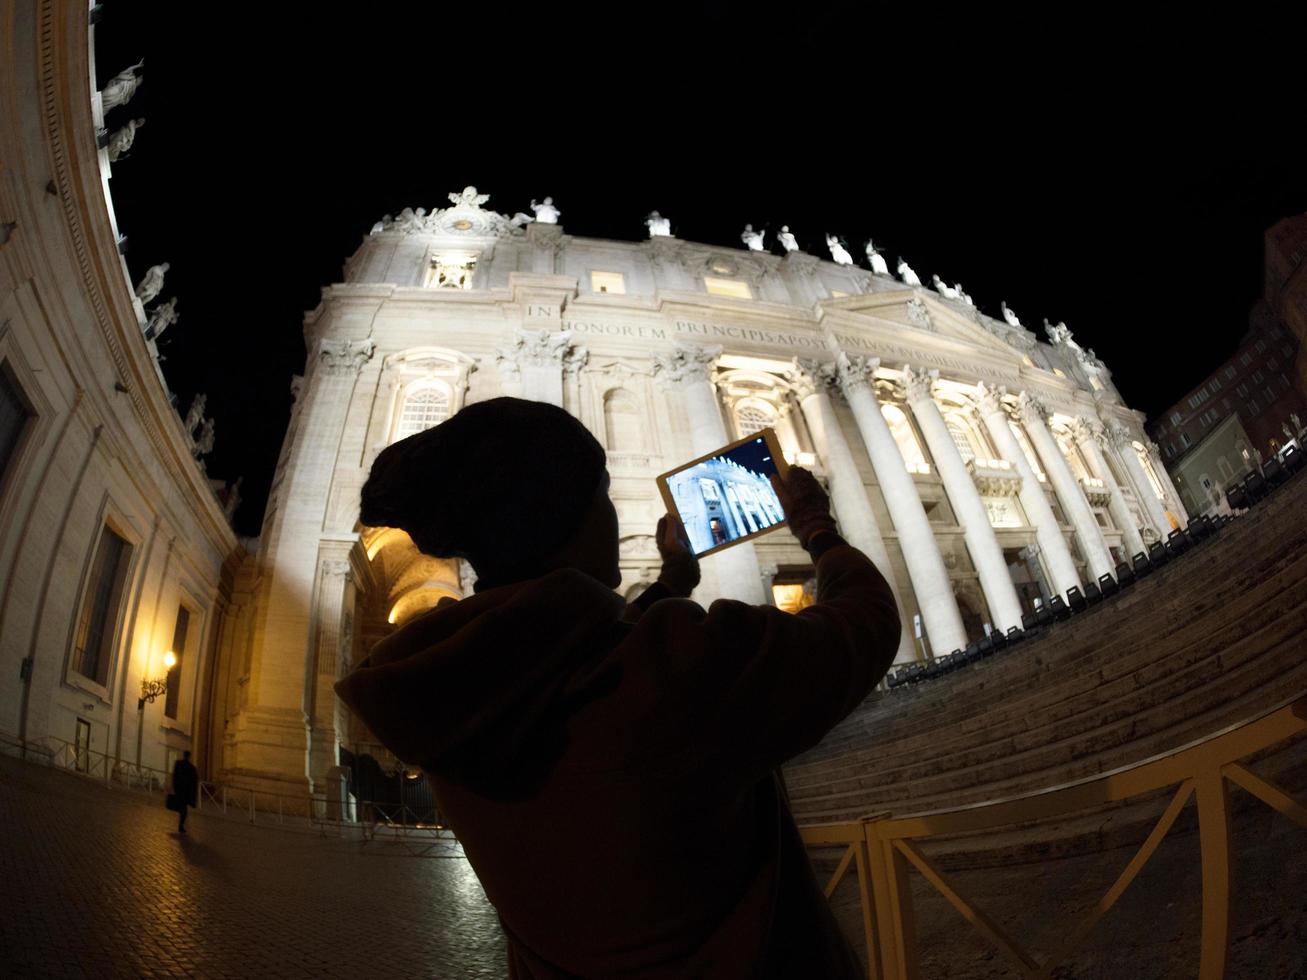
800;693;1307;980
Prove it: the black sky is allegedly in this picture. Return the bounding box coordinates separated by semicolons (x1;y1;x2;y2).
90;3;1305;535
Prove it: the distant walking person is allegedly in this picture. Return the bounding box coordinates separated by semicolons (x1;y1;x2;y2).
171;750;198;833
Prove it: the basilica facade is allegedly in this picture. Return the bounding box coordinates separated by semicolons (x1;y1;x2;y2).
207;189;1188;798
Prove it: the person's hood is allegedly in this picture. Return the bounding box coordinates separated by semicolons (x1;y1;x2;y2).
335;567;627;800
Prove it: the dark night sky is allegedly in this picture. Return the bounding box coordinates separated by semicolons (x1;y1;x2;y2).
90;3;1305;535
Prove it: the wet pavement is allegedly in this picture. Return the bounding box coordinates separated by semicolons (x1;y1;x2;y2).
0;753;506;978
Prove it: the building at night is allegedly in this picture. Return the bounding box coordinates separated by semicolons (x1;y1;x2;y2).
1264;213;1307;394
202;190;1190;799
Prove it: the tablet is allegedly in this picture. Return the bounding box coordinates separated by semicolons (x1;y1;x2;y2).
656;428;789;558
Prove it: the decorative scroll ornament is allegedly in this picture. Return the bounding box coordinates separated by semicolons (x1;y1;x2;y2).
319;337;376;375
835;353;880;395
653;345;721;385
901;365;939;404
974;381;1008;417
1015;390;1047;425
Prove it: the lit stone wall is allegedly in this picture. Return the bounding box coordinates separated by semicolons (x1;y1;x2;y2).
221;191;1184;792
0;3;237;780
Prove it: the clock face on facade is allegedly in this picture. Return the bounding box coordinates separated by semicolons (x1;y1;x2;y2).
452;219;473;231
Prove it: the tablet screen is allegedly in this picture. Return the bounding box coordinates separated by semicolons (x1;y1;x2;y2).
658;429;788;557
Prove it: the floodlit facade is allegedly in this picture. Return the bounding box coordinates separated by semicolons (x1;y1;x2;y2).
209;189;1190;798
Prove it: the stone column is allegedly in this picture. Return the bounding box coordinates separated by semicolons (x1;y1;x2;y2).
307;550;352;792
789;361;915;661
1148;440;1188;527
1016;393;1115;583
1070;417;1145;559
1108;421;1171;538
655;346;765;604
495;328;585;407
903;367;1024;634
836;355;968;655
974;383;1081;596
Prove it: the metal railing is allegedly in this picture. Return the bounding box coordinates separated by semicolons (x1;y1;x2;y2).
800;692;1307;980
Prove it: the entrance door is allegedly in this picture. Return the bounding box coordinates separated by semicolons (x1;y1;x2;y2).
74;718;91;773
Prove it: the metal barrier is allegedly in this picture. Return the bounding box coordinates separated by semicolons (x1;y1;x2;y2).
800;693;1307;980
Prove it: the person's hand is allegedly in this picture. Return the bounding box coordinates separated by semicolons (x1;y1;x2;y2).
771;467;838;549
655;514;700;596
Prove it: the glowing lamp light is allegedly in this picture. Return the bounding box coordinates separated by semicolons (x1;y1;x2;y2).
163;650;178;671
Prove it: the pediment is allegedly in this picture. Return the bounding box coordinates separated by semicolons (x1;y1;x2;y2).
824;291;1037;359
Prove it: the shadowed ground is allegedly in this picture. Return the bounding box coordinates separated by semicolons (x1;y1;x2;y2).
0;754;506;978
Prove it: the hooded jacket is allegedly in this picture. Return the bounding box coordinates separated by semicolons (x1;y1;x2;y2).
336;540;899;978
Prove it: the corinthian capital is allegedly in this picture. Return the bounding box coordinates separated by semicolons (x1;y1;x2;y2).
785;358;830;401
835;353;880;396
319;338;376;376
496;329;580;371
901;364;939;404
974;381;1008;417
1068;416;1104;447
1104;420;1133;449
1015;391;1047;425
653;344;722;386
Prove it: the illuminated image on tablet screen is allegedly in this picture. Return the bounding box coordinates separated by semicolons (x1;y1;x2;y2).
663;435;786;557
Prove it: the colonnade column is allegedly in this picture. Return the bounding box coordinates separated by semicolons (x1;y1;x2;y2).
902;367;1024;634
835;355;968;655
655;345;766;604
1070;417;1145;559
974;383;1081;597
1108;421;1171;539
308;548;353;793
1148;440;1189;526
789;360;915;662
1016;393;1115;583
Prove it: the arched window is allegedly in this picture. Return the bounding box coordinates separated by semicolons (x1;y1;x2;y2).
734;398;777;439
882;404;928;473
603;388;643;452
393;384;450;442
945;415;977;462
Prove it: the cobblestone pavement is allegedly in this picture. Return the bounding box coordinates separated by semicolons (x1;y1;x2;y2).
0;753;506;978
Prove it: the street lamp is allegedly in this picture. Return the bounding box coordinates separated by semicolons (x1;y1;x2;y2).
138;649;177;710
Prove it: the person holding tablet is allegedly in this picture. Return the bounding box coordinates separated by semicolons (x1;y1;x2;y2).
337;396;901;979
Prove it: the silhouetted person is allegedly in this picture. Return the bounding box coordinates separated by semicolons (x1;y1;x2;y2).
337;398;900;979
172;750;198;833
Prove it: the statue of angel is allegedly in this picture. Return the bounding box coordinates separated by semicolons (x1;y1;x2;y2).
134;262;169;305
865;240;890;276
183;393;207;437
193;418;216;458
1001;302;1022;329
896;258;921;286
449;186;491;208
100;61;144;112
741;224;766;251
645;211;672;237
530;197;561;224
826;235;854;266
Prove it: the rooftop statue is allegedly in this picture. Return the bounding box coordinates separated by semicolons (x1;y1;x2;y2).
134;262;169;306
826;235;854;266
777;226;799;253
896;258;921;286
106;118;144;162
954;282;974;305
509;212;535;228
193;417;215;458
1044;318;1073;346
530;197;561;224
183;393;206;438
99;61;144;112
741;224;766;252
392;207;427;233
645;211;673;238
369;219;386;235
144;297;179;341
449;186;491;208
931;275;960;300
864;240;890;276
1001;302;1022;328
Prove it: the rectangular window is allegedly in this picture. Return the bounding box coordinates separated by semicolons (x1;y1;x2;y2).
703;277;752;299
1170;411;1182;425
589;271;626;295
1252;370;1265;384
1180;432;1190;448
72;526;133;687
1225;366;1237;380
164;605;189;719
0;364;32;488
1241;352;1253;366
1256;339;1266;353
74;719;91;773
